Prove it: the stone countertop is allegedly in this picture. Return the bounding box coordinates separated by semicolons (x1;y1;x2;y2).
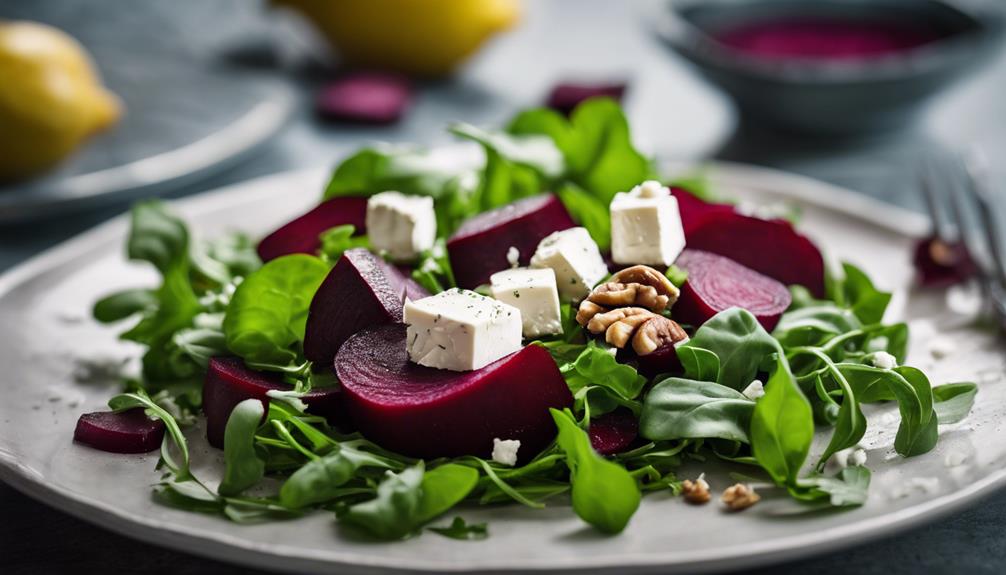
2;1;1005;574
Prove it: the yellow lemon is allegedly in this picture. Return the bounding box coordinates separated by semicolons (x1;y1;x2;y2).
274;0;520;77
0;21;122;181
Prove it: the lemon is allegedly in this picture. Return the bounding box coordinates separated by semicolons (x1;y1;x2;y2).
274;0;521;77
0;21;122;181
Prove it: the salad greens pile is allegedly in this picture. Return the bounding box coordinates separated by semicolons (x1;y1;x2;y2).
92;98;976;540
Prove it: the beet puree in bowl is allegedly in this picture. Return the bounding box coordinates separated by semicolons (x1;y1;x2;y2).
655;0;1003;135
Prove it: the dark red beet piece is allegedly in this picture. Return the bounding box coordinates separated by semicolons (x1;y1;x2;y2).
447;194;576;288
316;72;413;125
635;343;684;379
670;187;736;236
257;197;368;262
674;249;792;331
203;357;343;448
547;82;626;116
684;210;826;297
74;409;165;454
912;236;978;287
303;248;428;365
588;409;639;456
336;324;573;459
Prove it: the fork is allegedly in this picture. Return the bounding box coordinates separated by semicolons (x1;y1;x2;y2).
920;149;1006;330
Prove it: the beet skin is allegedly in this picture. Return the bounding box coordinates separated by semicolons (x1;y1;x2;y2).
203;357;343;448
674;249;792;331
257;197;368;263
74;409;165;454
336;324;573;460
447;194;576;289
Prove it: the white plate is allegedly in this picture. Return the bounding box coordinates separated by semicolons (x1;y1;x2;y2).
1;163;1003;574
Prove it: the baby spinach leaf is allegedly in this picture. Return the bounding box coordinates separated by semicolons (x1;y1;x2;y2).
127;200;190;274
324;146;480;201
773;304;861;349
339;464;425;540
279;450;356;509
223;254;330;365
676;347;720;382
750;355;814;487
551;409;640;534
428;517;488;541
933;382;978;424
838;263;892;325
793;466;871;507
555;182;611;250
679;308;782;390
449;122;564;180
640;378;754;443
415;463;479;524
218;399;267;497
565;341;647;400
890;366;939;456
574;385;642;420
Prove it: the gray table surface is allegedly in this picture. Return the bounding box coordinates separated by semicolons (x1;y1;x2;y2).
2;1;1005;573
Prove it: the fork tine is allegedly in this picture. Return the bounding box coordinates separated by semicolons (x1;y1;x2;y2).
962;150;1006;287
920;155;953;242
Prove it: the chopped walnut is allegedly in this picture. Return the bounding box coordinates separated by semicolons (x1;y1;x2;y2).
681;474;711;505
585;306;652;335
575;300;608;327
610;265;680;307
631;316;688;356
588;281;668;312
721;483;760;511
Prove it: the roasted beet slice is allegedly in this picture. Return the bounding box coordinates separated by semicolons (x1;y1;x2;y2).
203;357;343;448
336;324;573;459
303;248;427;365
316;72;413;125
74;409;165;454
684;210;826;297
912;236;978;287
257;197;368;262
634;343;684;379
674;249;792;331
447;194;576;288
547;82;626;116
670;187;735;236
588;409;639;456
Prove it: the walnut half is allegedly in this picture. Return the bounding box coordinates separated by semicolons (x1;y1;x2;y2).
632;315;688;356
721;483;760;511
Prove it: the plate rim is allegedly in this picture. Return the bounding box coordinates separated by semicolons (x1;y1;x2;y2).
3;162;996;575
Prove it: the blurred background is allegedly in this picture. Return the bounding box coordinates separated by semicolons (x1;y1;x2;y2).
2;0;1005;573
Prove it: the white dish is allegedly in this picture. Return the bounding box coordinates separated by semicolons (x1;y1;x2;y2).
1;163;1002;574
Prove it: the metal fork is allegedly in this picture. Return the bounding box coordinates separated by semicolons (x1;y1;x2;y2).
920;149;1006;329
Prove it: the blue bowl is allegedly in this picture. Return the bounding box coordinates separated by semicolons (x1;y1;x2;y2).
655;0;1004;136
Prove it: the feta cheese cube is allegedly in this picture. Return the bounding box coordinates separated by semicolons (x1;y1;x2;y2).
741;379;765;400
491;438;521;466
366;191;436;261
871;351;897;370
610;180;686;266
404;288;522;372
490;268;563;338
529;227;608;301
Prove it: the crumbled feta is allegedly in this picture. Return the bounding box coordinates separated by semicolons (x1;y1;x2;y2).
610;180;686;266
929;336;957;360
529;227;608;301
741;379;765;400
366;191;436;261
871;351;898;370
490;268;563;338
404;288;522;372
829;446;867;469
491;438;521;466
849;448;868;467
506;246;520;268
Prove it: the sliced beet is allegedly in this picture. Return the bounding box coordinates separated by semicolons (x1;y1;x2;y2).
670;187;735;236
683;210;826;297
303;248;427;365
257;197;368;262
674;249;792;331
547;82;626;116
588;409;639;456
316;72;413;125
203;357;343;448
634;343;684;379
912;236;978;287
336;324;573;459
384;262;431;303
447;194;576;288
74;409;165;454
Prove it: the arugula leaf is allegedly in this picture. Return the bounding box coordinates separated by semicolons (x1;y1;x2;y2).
218;399;267;496
933;382;978;424
318;225;369;264
679;308;782;390
340;464;426;540
551;409;640;534
223;254;330;365
109;390;192;480
412;239;456;294
640;378;754;443
773;303;862;349
279;450;356;509
428;517;488;541
563;341;647;400
793;466;871;507
750;355;814;487
837;263;892;324
890;366;939;456
414;463;479;524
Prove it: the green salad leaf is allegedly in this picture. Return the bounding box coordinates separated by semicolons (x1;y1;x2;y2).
428;517;489;541
750;355;814;487
640;378;754;443
679;308;782;390
218;399;267;496
933;382;978;424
